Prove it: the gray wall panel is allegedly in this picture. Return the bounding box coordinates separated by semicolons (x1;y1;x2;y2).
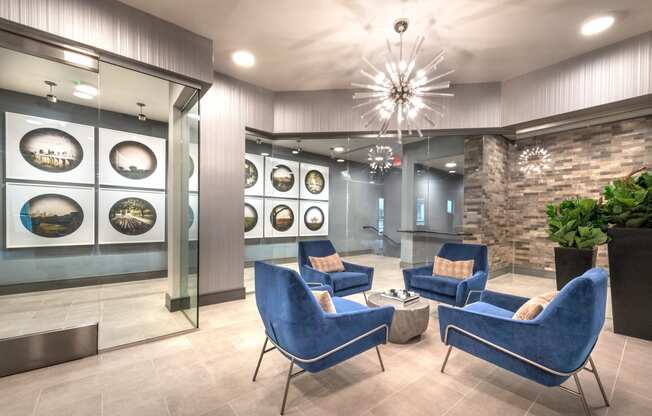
199;73;273;294
0;0;213;84
502;31;652;125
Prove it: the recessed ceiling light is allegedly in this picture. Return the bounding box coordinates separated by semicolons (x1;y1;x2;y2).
581;15;614;36
73;91;93;100
336;158;345;163
445;162;457;168
261;152;270;157
232;50;255;67
448;170;456;174
75;83;98;96
333;146;345;153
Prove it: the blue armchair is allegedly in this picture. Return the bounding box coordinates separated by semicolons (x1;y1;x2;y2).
403;242;488;306
298;240;374;298
438;268;610;416
252;261;394;414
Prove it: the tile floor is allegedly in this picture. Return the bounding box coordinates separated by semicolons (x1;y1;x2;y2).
1;254;650;415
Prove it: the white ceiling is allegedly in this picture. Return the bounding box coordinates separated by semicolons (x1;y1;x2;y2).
120;0;652;91
0;47;171;122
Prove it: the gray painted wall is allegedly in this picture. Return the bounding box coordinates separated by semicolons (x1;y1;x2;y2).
0;88;168;285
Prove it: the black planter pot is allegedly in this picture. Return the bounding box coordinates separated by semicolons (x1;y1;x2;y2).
554;247;597;290
607;227;652;341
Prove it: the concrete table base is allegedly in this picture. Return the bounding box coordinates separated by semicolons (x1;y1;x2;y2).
366;292;430;344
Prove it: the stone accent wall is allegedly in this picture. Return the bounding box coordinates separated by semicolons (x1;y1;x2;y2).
509;115;652;272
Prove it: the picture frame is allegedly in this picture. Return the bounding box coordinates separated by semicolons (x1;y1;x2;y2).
244;153;264;196
264;198;299;238
98;188;166;245
98;128;167;190
299;200;329;236
5;182;95;248
4;112;95;185
244;196;264;239
265;157;299;198
300;162;329;201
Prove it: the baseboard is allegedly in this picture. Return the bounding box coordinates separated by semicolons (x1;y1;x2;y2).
512;265;556;279
489;266;513;279
0;270;168;296
165;293;191;312
199;287;246;306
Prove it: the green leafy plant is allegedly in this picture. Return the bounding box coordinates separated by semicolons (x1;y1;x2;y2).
602;167;652;228
546;198;608;249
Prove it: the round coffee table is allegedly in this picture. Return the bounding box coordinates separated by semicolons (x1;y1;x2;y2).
366;292;430;344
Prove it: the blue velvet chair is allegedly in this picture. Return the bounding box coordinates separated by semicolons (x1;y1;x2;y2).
403;242;488;306
252;261;394;414
438;268;610;416
298;240;374;299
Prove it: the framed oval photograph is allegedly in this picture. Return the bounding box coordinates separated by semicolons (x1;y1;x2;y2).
270;164;295;192
304;206;324;231
270;204;294;232
305;170;325;195
244;202;259;232
19;128;84;173
109;140;158;180
245;159;258;189
109;197;157;236
19;193;84;238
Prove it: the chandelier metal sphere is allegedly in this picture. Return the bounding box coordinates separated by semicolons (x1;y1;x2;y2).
352;18;455;142
368;144;394;175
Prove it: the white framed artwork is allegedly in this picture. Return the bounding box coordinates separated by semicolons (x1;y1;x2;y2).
244;153;264;196
189;192;199;241
299;200;329;236
189;143;199;192
5;112;95;184
98;188;166;244
5;182;95;248
265;157;299;198
264;198;299;238
244;197;264;239
98;128;167;190
300;163;329;201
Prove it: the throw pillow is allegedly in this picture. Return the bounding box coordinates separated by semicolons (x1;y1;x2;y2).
433;256;474;280
313;290;337;314
513;291;558;320
309;253;345;273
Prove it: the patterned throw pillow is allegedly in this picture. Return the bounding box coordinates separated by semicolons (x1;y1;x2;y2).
513;291;558;320
312;290;336;314
433;256;474;280
309;253;345;273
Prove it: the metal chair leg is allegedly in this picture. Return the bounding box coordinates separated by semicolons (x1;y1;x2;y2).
588;357;610;407
573;373;592;416
280;359;295;415
375;346;385;372
441;345;453;373
252;338;268;382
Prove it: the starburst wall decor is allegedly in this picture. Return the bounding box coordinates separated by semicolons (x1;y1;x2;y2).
518;144;552;176
352;18;455;142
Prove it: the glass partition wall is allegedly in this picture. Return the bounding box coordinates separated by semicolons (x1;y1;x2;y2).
243;133;466;294
0;41;199;349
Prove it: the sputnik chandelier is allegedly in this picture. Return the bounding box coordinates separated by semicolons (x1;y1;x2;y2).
352;18;455;142
518;144;552;176
368;144;394;175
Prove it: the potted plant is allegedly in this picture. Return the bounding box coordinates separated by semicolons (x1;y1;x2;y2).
602;167;652;340
546;198;608;290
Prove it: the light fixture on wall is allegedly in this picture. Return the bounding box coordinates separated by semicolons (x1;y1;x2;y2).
352;18;455;142
136;102;147;121
332;146;345;153
291;140;302;155
581;15;615;36
518;144;551;176
368;144;394;176
445;162;457;168
44;80;57;103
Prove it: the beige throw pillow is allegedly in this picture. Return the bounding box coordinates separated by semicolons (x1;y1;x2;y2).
312;290;336;314
433;256;474;280
513;291;558;320
309;253;345;273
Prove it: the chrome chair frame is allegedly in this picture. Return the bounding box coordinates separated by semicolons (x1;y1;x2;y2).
440;322;610;416
252;324;389;415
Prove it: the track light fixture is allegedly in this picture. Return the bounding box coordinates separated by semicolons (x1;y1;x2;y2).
292;139;302;155
45;81;57;103
137;102;147;121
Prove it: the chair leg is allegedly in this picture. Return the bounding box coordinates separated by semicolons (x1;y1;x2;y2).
588;357;610;407
441;345;453;373
280;359;295;415
573;373;593;416
375;346;385;372
252;338;268;382
363;291;368;303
